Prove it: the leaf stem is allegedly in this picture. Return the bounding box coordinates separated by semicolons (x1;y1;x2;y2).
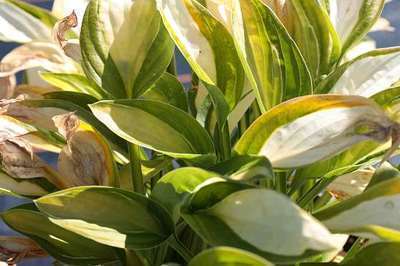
167;235;193;262
129;143;145;194
297;178;332;209
275;171;287;194
218;124;231;161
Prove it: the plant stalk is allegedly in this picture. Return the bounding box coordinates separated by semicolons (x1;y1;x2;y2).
129;143;145;194
297;178;332;209
167;235;193;263
218;124;231;161
275;172;287;194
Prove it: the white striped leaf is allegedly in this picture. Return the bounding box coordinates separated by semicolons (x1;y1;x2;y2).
35;186;175;249
0;170;48;197
90;100;216;165
231;0;313;112
156;0;245;108
315;178;400;241
235;95;396;168
286;0;341;79
2;205;119;264
320;48;400;96
79;0;131;95
328;0;385;53
0;42;80;78
183;188;346;263
106;0;175;99
0;0;52;43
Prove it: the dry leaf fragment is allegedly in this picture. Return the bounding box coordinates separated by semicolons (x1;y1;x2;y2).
53;113;114;187
0;236;47;265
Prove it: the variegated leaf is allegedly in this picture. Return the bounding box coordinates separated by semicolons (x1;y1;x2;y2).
235;95;397;168
183;187;347;263
157;0;245;108
321;48;400;96
315;177;400;241
0;0;52;43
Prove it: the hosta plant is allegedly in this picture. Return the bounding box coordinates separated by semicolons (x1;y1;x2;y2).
1;0;400;265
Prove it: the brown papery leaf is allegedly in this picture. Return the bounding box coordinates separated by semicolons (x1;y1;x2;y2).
0;75;16;100
52;11;82;61
0;101;66;131
0;42;79;78
52;112;79;141
53;10;78;47
0;140;67;188
0;236;47;265
54;113;113;187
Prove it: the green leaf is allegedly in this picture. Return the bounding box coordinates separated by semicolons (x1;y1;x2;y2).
342;242;400;266
210;155;274;182
235;0;313;111
2;204;119;265
328;0;385;54
294;140;384;179
90;99;216;165
0;170;48;197
203;82;231;127
189;247;274;266
314;178;400;241
286;0;341;79
157;0;245;108
80;0;131;96
6;0;58;28
40;72;110;100
107;0;175;98
318;47;400;96
44;91;98;110
35;186;175;249
142;73;188;111
183;187;346;263
0;0;52;43
152;167;223;222
235;95;395;168
300;242;400;266
367;162;400;188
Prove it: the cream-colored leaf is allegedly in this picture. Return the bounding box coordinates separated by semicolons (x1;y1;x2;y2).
236;95;397;168
0;170;47;197
0;115;36;143
327;168;375;200
330;49;400;97
323;194;400;240
156;0;216;83
209;189;347;256
0;0;52;43
0;42;79;78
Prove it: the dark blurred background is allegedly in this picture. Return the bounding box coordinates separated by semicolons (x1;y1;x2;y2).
0;0;399;265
